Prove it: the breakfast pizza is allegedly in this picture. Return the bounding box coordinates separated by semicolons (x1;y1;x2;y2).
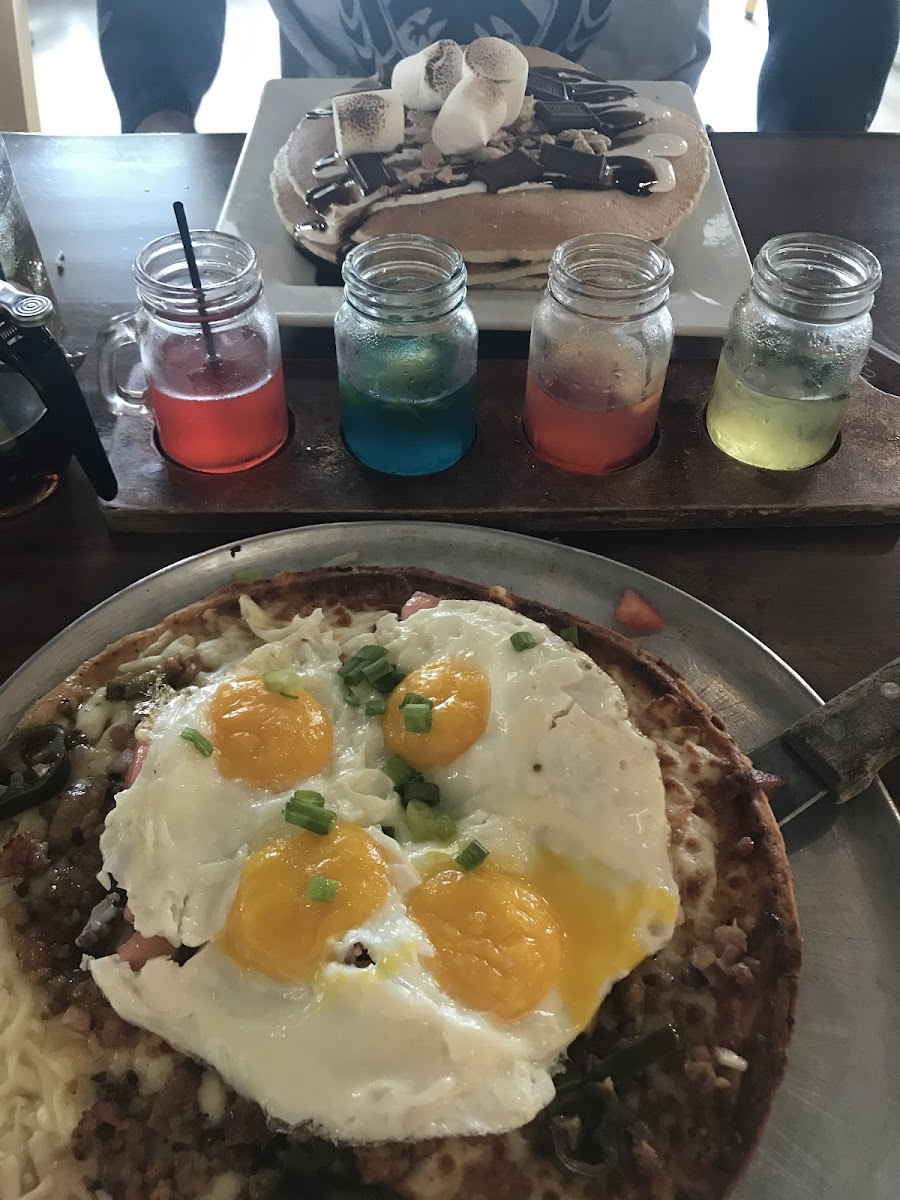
271;43;711;287
0;566;799;1200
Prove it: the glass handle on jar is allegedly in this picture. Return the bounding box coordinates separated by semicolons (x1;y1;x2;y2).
95;311;148;416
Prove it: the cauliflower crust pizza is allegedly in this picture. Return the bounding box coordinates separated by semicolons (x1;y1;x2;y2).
0;567;800;1200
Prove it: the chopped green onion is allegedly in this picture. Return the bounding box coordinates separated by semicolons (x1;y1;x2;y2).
339;645;387;684
362;656;394;684
399;692;427;708
382;754;417;787
306;875;340;902
403;703;433;734
406;799;457;844
284;798;337;835
180;727;213;757
401;778;440;808
340;644;387;669
365;697;387;716
291;789;325;806
263;669;303;698
232;567;264;584
342;683;361;707
456;840;489;871
510;631;537;652
372;668;405;694
380;824;396;840
559;626;580;647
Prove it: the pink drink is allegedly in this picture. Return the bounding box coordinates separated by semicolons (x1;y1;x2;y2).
147;333;287;473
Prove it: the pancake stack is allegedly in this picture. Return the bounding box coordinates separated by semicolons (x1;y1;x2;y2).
271;44;711;288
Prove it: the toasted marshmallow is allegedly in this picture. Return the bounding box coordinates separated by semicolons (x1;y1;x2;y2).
333;89;405;158
391;40;464;112
463;37;528;125
431;76;507;155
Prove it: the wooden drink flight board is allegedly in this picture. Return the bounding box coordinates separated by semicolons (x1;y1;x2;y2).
101;356;900;532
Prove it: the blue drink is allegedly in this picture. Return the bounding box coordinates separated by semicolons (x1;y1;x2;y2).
339;335;476;476
335;234;479;475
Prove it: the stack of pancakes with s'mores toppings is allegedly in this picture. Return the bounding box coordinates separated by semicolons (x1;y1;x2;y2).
271;43;711;288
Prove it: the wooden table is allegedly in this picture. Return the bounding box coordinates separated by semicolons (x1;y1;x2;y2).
2;132;899;798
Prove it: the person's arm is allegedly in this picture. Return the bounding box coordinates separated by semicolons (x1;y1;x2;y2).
758;0;899;131
98;0;226;133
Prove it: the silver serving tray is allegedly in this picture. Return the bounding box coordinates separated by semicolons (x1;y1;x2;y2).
0;522;896;1199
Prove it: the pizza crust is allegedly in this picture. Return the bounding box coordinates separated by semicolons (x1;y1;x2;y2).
6;566;800;1200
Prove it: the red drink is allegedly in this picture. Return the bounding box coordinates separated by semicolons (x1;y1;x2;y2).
146;334;288;474
523;371;661;474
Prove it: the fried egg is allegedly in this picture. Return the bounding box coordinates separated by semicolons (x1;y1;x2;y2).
99;621;397;946
91;599;678;1142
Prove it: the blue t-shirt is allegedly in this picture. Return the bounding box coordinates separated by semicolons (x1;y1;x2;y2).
269;0;710;88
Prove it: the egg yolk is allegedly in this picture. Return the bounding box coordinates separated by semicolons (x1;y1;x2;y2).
209;677;333;791
218;823;389;982
530;849;680;1029
409;851;679;1028
382;659;490;771
407;865;562;1020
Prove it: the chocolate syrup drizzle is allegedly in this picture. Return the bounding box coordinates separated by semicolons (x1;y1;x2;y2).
294;67;682;257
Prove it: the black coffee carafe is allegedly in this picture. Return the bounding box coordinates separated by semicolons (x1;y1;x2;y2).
0;277;117;511
0;137;116;515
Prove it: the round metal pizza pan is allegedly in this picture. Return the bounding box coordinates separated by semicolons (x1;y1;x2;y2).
0;521;896;1199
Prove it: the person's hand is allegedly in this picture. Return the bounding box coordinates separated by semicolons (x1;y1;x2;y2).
135;110;197;133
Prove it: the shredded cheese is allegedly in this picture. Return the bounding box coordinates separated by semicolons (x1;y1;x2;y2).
714;1047;749;1072
199;1174;244;1200
0;915;95;1200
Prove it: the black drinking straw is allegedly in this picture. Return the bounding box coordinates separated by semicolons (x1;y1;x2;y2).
172;201;221;370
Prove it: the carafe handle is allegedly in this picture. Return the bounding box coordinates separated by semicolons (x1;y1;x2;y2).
96;311;148;416
0;280;55;327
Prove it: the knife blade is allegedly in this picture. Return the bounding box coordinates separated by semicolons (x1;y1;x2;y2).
751;656;900;826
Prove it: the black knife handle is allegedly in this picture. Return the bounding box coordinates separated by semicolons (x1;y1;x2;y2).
783;656;900;803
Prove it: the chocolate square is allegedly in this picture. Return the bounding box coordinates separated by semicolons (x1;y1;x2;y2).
534;100;600;133
539;143;608;183
470;149;544;194
526;70;568;102
346;153;397;195
569;82;636;104
594;110;649;137
304;179;355;213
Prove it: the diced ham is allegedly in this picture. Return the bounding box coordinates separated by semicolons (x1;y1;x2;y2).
400;592;441;619
750;767;786;795
117;930;175;970
614;587;667;635
123;739;149;789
